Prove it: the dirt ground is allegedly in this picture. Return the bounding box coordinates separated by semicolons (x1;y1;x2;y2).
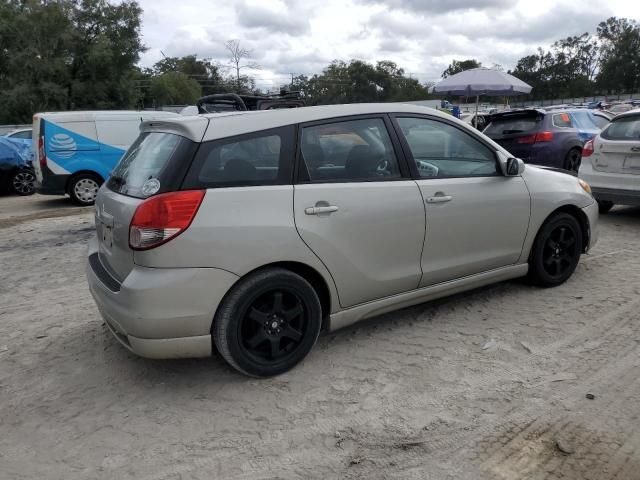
1;196;640;480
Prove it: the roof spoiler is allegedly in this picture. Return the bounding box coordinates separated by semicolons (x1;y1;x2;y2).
197;94;248;114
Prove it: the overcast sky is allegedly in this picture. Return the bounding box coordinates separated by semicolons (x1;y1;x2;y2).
137;0;640;90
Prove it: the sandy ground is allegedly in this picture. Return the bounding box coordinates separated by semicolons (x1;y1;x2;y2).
1;198;640;480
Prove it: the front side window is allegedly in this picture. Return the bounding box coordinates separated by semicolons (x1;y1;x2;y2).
183;126;294;188
300;118;401;182
397;117;498;178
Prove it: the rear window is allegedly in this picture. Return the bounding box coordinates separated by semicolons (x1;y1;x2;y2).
107;132;195;198
484;115;541;136
601;116;640;140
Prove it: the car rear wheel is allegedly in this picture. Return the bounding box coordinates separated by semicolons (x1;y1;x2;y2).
597;200;614;214
10;169;35;196
69;173;102;206
528;212;583;287
213;268;322;377
564;148;582;173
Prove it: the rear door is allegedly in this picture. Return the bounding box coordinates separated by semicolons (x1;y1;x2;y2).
593;115;640;175
483;111;544;160
293;116;425;308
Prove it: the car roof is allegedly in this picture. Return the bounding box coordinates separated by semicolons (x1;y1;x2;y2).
141;103;459;143
34;110;178;122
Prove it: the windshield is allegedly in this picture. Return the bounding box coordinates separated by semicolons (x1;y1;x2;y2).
107;132;195;198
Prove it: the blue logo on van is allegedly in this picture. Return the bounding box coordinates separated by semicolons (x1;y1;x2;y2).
49;133;77;158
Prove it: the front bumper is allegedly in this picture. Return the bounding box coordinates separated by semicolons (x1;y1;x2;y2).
86;238;239;359
581;201;599;252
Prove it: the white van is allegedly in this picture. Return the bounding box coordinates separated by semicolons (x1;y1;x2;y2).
33;110;177;205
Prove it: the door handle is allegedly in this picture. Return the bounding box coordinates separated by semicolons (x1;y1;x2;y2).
305;205;339;215
426;195;453;204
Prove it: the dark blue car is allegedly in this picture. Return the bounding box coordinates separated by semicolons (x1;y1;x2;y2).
0;137;35;195
483;109;604;172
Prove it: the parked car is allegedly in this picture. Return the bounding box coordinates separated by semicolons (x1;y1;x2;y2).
591;110;613;129
483;108;603;172
4;127;32;144
86;104;598;377
579;109;640;213
607;103;635;115
0;137;35;195
33;110;177;206
461;112;490;131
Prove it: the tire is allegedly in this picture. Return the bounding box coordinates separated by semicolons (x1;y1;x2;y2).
10;169;35;196
564;148;582;173
213;268;322;377
597;200;614;214
68;173;102;206
528;212;583;287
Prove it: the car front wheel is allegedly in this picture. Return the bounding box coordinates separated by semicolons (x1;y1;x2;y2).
528;212;583;287
213;268;322;377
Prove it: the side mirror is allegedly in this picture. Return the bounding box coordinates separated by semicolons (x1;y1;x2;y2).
506;157;524;176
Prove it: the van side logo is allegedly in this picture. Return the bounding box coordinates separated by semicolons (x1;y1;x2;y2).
49;133;77;158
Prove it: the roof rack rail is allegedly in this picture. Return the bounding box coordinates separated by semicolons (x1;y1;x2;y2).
196;91;305;114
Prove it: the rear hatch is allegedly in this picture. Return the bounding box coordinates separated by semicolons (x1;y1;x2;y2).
483;110;545;159
593;115;640;175
94;130;199;281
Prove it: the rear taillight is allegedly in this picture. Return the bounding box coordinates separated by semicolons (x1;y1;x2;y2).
516;131;554;144
129;190;205;250
582;139;594;157
38;136;46;168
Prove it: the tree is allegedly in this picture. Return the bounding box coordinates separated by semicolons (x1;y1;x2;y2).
596;17;640;93
224;40;260;92
151;54;229;95
441;59;482;78
149;71;201;105
0;0;145;123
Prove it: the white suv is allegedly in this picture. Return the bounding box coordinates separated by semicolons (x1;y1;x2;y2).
86;104;598;377
579;109;640;213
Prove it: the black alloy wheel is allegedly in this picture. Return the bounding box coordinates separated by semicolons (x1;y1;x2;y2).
213;268;322;377
11;169;35;196
528;212;583;287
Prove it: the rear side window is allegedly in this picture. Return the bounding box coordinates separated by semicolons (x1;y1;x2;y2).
107;132;196;198
601;116;640;140
183;126;295;188
484;115;541;136
552;113;573;128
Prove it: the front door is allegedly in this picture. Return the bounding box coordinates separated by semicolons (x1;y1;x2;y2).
392;115;531;287
293;116;426;308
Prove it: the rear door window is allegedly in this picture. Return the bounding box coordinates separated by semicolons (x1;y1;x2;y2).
107;132;196;198
299;118;401;182
552;113;573;128
183;126;295;188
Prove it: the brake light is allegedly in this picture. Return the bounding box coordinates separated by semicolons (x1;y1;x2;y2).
516;131;554;144
129;190;205;250
582;139;594;157
535;131;554;142
38;136;46;168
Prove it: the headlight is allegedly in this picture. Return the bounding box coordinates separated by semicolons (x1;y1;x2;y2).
578;178;592;194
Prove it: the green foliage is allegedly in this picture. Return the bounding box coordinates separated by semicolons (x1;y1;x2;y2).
596;17;640;93
442;59;482;78
293;60;430;105
0;0;144;123
149;71;201;105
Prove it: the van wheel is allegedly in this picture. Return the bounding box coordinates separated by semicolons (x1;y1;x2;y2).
213;268;322;377
597;200;614;214
69;173;102;206
528;212;582;287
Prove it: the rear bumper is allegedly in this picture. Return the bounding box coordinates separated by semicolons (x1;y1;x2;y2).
85;237;239;359
35;168;68;195
579;160;640;206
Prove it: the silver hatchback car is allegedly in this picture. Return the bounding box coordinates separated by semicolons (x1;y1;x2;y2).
86;104;598;377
